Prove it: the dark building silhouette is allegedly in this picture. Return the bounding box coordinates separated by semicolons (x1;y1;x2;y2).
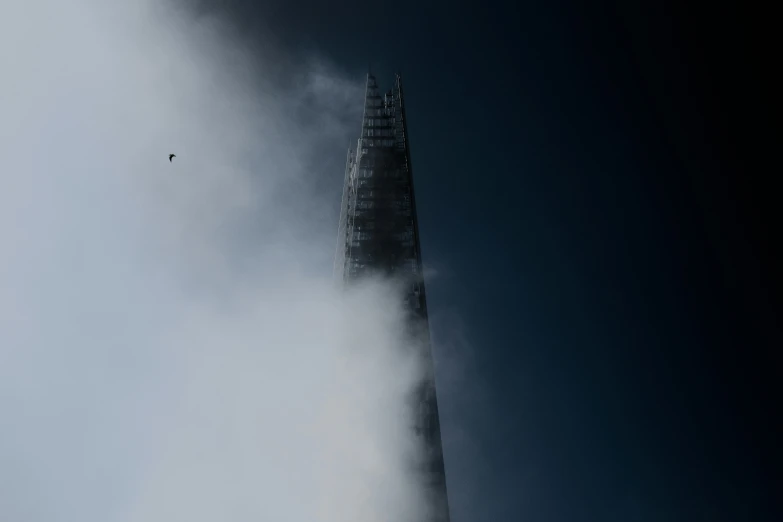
333;73;450;521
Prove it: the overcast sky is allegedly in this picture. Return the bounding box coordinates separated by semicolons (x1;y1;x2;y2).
0;1;454;521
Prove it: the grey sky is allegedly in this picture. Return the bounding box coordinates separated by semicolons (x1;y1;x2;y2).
0;1;447;520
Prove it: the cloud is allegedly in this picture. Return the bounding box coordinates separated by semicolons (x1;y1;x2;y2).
0;1;430;521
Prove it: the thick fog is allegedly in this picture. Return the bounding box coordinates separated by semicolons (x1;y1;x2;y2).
0;1;433;520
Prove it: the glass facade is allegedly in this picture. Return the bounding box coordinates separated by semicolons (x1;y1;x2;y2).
334;74;451;522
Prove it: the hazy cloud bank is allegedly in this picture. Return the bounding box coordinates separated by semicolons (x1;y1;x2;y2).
1;1;432;520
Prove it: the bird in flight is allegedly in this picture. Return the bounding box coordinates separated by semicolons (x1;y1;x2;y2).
169;154;176;162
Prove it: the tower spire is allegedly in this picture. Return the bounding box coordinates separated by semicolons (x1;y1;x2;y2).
333;74;451;521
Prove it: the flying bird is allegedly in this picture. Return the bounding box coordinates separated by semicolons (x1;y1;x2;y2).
169;154;176;162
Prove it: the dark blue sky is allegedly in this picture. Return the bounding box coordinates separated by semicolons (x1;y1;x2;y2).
189;1;780;520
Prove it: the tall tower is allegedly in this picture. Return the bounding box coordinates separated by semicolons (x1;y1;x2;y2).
333;73;450;521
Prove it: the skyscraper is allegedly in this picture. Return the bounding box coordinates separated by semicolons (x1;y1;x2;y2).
333;73;450;521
